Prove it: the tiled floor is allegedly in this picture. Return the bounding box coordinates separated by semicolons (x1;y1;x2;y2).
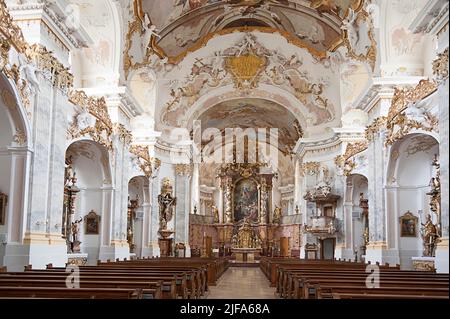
207;267;277;299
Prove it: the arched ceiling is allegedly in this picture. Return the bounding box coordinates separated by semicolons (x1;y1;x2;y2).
197;98;303;155
142;0;363;63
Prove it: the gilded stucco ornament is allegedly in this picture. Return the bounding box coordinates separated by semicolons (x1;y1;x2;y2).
300;162;321;176
113;123;133;145
67;91;114;150
129;144;161;178
13;128;27;146
384;80;438;146
341;7;377;71
0;0;28;53
432;48;448;83
161;33;335;127
175;164;193;176
365;80;438;145
25;44;74;92
334;141;368;176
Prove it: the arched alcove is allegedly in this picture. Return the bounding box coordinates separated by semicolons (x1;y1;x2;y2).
64;140;112;264
386;133;439;269
128;175;149;258
345;173;369;261
0;75;30;267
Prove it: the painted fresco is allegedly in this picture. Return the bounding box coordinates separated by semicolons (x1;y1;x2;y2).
234;179;259;222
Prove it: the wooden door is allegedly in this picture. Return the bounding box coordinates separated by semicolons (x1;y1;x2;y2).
320;238;335;260
280;237;290;257
205;236;213;257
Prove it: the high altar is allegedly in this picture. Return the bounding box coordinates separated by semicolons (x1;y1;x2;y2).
214;163;279;260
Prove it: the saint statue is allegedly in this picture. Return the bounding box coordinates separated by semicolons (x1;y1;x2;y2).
420;214;439;257
71;218;82;243
69;218;82;253
158;192;176;231
273;206;282;224
212;205;219;223
127;226;134;244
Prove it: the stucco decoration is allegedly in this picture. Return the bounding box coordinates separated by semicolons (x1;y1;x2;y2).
159;32;338;131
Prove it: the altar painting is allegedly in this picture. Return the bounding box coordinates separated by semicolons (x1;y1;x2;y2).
234;179;258;222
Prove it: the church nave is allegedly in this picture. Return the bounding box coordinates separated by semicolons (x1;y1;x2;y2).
207;267;277;299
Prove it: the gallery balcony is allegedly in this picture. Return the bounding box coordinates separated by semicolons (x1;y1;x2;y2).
304;216;337;235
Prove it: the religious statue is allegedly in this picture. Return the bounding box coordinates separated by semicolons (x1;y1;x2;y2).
71;218;82;243
69;217;82;253
127;226;134;245
363;227;369;247
158;178;176;231
212;205;220;223
427;154;441;235
273;206;282;224
420;214;439;257
158;193;176;231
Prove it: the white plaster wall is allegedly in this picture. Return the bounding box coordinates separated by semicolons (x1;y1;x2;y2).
387;135;439;269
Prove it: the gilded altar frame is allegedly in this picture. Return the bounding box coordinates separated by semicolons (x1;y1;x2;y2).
84;210;100;235
233;176;262;223
399;211;418;238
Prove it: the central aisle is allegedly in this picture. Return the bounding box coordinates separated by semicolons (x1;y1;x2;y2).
207;267;277;299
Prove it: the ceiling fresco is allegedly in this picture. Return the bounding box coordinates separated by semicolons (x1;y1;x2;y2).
137;0;364;64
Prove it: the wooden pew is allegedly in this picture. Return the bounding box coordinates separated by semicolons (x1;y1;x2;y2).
0;286;143;299
0;278;162;299
0;272;181;299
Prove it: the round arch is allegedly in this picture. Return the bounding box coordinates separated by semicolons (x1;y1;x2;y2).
0;73;32;148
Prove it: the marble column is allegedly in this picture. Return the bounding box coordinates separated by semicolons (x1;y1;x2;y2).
6;76;69;270
436;72;449;273
224;182;233;224
150;176;161;256
218;186;224;224
294;159;301;208
141;181;152;257
365;131;398;265
191;163;200;214
175;165;192;256
99;141;130;261
260;182;269;224
339;177;354;260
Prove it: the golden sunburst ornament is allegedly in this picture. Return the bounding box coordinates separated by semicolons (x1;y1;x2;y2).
225;54;267;90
